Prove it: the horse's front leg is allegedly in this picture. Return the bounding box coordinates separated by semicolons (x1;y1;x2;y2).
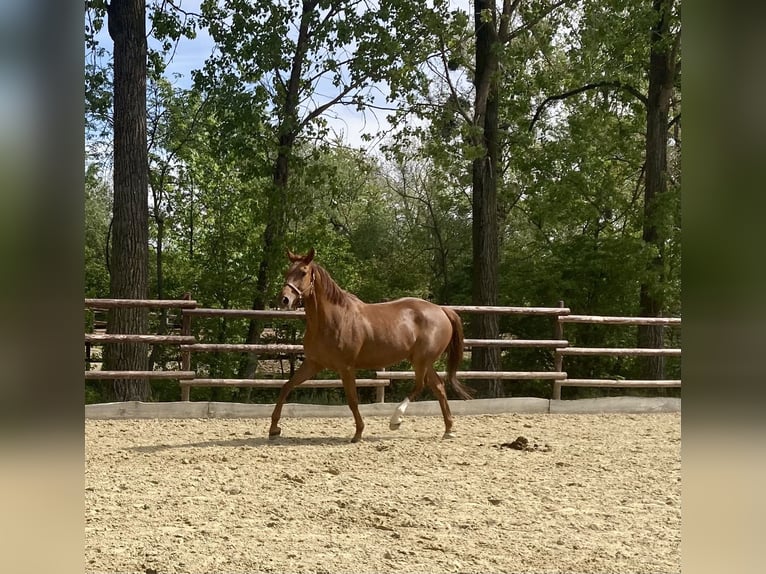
340;368;364;442
269;360;320;439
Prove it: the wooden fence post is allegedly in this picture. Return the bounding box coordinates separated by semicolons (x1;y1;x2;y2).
553;300;566;400
180;292;193;401
376;368;387;403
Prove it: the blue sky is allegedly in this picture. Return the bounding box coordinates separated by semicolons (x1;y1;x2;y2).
90;0;403;151
89;1;211;88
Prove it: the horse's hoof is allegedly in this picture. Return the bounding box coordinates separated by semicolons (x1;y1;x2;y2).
389;422;401;431
351;435;363;443
268;427;282;439
442;431;456;440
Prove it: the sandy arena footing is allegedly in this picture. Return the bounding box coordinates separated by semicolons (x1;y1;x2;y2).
86;405;680;573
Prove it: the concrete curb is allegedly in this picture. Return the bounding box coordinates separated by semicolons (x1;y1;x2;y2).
550;396;681;414
85;396;680;420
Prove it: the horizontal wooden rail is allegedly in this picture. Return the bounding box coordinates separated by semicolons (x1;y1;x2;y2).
180;377;389;402
181;343;304;353
559;379;681;387
85;298;198;309
377;370;567;380
86;334;196;344
183;341;569;353
445;305;570;315
183;308;305;319
559;314;681;326
183;306;574;319
557;347;681;357
181;378;389;388
464;339;568;348
85;370;196;380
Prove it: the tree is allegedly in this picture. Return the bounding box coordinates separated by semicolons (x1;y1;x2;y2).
381;143;472;304
528;0;681;379
145;79;211;369
86;0;203;397
383;1;574;396
470;1;570;395
637;0;680;378
103;0;151;401
84;165;112;298
197;0;442;377
470;0;503;394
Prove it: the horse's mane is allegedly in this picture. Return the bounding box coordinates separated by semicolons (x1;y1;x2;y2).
312;263;361;307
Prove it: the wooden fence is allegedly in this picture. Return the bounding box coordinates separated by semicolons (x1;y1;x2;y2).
84;297;198;381
551;313;682;400
84;298;681;402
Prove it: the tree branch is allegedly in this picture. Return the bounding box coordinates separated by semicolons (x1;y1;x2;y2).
507;0;571;42
304;56;356;86
314;0;343;35
165;0;202;19
274;67;286;93
498;0;521;43
668;27;681;80
299;84;356;128
434;37;473;126
529;81;648;131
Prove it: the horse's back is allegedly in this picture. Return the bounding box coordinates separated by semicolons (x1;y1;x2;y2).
367;297;451;328
352;297;452;367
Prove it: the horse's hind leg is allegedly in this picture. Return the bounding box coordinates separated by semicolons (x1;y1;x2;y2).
389;364;427;431
425;366;456;439
269;360;320;439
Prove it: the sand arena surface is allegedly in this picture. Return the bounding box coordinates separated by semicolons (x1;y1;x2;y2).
85;412;681;573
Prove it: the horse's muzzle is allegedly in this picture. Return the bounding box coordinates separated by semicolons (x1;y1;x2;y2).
279;285;300;310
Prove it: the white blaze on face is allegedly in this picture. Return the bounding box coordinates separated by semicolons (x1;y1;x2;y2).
389;397;410;430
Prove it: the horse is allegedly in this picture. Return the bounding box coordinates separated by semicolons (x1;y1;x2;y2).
270;248;473;442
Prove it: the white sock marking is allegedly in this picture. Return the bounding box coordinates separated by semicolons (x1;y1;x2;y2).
389;397;410;429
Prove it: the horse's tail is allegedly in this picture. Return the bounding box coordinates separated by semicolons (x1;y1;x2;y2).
442;307;473;400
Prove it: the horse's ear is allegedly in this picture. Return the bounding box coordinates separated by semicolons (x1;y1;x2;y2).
287;249;301;262
305;247;315;264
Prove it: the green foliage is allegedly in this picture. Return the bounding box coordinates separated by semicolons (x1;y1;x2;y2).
83;0;682;402
84;166;111;298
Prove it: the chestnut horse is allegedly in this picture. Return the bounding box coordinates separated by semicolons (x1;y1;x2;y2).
270;248;473;442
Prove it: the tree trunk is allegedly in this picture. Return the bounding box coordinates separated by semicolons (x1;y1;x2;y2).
239;150;290;378
638;0;677;379
470;0;502;397
240;0;317;378
104;0;151;401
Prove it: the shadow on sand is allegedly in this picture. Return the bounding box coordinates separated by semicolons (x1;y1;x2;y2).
126;432;405;453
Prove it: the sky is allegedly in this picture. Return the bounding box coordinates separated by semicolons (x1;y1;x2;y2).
91;0;411;152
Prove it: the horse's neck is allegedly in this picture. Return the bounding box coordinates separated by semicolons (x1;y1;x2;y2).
304;274;351;328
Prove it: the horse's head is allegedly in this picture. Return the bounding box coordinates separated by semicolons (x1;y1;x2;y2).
279;248;316;309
